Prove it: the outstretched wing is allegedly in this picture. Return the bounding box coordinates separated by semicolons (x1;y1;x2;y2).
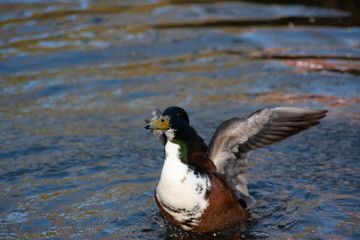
208;107;327;208
145;108;165;145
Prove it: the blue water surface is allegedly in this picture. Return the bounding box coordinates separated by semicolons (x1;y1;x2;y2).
0;0;359;239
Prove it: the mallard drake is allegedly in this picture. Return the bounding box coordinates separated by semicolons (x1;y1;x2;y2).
145;106;327;232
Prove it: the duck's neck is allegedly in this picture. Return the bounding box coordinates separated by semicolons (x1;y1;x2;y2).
165;136;198;172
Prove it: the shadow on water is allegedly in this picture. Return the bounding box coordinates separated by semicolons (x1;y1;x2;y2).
0;0;359;239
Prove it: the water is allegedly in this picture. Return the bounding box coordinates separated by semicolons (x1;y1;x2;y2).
1;0;359;239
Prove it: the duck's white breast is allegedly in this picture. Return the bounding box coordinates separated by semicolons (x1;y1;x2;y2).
156;141;211;227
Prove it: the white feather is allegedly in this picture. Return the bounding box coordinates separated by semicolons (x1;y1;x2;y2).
156;141;210;226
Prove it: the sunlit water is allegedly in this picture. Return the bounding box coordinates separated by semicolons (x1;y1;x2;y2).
1;0;359;239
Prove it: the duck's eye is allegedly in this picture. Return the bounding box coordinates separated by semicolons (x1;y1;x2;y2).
161;119;165;122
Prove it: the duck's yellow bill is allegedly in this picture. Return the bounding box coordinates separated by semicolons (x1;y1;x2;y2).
144;115;169;130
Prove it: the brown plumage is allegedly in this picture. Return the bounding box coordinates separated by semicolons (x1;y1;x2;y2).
155;152;248;232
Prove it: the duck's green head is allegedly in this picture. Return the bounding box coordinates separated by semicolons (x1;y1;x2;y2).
145;106;190;141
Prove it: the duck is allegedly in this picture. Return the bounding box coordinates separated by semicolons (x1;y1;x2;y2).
144;106;327;232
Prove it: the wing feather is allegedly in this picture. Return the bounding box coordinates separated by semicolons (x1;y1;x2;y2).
208;107;327;208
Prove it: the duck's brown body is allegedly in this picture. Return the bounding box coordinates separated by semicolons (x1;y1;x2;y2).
197;174;248;232
145;106;327;232
155;152;248;232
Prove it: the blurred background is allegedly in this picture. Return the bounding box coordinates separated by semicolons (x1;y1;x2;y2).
0;0;359;239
